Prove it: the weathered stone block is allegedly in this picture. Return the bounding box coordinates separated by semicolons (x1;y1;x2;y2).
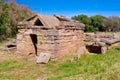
36;53;51;64
24;29;33;34
17;14;85;58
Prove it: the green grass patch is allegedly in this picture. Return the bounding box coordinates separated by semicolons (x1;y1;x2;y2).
47;46;120;80
0;59;22;72
0;46;120;80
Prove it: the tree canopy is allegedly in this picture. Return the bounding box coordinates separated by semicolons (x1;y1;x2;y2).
72;14;120;32
0;0;35;41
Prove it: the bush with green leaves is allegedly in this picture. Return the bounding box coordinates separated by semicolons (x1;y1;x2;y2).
0;0;35;41
72;14;120;32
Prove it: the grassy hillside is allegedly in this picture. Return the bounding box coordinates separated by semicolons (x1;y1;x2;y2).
0;45;120;80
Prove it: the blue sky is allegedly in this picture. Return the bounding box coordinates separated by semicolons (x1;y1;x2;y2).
16;0;120;18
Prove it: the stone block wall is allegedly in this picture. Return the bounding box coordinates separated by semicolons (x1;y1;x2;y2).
17;34;35;55
17;26;84;58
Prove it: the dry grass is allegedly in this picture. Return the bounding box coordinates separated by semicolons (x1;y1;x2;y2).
0;36;120;80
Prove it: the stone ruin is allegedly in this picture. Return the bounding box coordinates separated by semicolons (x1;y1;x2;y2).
85;32;120;54
17;14;85;59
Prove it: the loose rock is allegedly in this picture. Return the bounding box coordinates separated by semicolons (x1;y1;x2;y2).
36;53;51;64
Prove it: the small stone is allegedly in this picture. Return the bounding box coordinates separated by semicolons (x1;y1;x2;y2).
101;46;107;54
36;53;51;64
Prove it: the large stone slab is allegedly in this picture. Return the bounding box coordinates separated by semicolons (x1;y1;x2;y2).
36;53;51;64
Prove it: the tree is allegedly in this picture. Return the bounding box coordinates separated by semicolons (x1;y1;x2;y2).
0;3;10;40
72;14;94;32
72;14;120;32
107;16;120;31
0;0;35;41
90;15;107;31
72;14;91;24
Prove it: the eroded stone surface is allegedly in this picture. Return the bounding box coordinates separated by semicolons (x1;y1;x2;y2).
17;14;85;58
36;53;51;64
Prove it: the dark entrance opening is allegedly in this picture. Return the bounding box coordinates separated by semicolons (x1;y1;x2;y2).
30;34;38;55
7;44;16;48
34;18;43;26
86;45;101;54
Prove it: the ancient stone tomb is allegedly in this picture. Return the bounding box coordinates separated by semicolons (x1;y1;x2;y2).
17;14;85;58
